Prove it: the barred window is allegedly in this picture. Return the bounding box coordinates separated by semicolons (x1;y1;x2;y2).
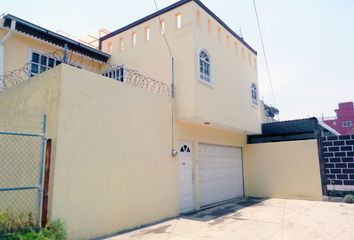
251;83;258;106
199;50;211;83
342;121;352;128
30;51;61;77
104;65;125;82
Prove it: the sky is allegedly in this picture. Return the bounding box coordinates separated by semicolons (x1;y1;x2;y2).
2;0;354;120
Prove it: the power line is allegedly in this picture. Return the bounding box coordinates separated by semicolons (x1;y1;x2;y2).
252;0;277;109
152;0;177;157
153;0;173;58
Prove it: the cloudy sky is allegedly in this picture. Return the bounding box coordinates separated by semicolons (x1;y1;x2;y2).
2;0;354;120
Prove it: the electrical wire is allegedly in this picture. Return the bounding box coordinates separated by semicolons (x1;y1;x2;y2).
252;0;277;109
153;0;176;156
153;0;174;59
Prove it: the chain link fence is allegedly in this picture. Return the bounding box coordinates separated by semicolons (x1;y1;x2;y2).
0;114;46;227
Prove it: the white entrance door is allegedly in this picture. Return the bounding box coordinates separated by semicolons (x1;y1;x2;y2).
199;144;244;207
179;142;194;213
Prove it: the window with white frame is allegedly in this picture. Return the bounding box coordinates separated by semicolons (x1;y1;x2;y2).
145;27;150;41
29;51;62;77
132;32;137;46
251;83;258;105
342;121;352;128
103;65;125;82
160;19;166;35
176;13;182;29
199;50;211;83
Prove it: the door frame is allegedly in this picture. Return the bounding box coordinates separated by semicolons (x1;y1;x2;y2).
178;141;195;214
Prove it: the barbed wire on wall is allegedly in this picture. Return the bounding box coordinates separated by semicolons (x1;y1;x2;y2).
0;48;170;96
125;68;171;96
0;63;31;91
102;64;171;96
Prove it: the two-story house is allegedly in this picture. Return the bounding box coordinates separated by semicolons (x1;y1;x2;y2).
0;0;262;238
323;102;354;135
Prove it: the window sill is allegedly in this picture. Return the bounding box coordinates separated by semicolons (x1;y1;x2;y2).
197;78;213;88
252;103;259;109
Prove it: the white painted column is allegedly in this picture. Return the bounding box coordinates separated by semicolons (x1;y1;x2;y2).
0;19;16;91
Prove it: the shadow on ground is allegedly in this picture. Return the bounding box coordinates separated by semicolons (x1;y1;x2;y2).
181;197;266;222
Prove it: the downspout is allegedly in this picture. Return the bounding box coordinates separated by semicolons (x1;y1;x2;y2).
0;19;16;90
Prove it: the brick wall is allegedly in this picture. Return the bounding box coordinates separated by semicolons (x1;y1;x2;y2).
321;135;354;186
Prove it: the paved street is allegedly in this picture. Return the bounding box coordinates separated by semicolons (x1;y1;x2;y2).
104;198;354;240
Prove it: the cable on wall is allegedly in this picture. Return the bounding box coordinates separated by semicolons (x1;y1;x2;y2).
153;0;178;157
252;0;278;110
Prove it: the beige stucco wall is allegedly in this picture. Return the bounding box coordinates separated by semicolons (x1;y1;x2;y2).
0;67;61;219
192;3;261;134
243;140;323;200
101;1;261;133
49;65;175;239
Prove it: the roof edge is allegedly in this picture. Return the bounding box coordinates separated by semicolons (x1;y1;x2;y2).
99;0;257;55
3;14;111;62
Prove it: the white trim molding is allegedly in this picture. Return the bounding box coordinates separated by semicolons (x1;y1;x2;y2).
197;48;213;87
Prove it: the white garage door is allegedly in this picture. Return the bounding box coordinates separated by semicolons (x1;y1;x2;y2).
199;144;244;207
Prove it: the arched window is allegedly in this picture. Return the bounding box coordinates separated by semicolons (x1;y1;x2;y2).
251;83;258;105
199;50;211;83
180;145;191;153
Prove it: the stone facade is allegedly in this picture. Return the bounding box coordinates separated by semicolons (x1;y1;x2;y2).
322;135;354;187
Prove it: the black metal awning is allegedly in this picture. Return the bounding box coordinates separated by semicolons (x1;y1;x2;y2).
3;14;111;62
248;118;334;144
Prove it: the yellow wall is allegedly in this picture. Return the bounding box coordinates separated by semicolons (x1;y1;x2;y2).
0;67;61;221
192;3;261;134
49;65;176;239
243;140;323;200
101;1;261;134
0;27;105;83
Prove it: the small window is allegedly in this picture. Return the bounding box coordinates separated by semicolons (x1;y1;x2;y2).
196;10;201;26
217;27;221;40
29;51;62;77
103;65;125;82
160;19;165;35
176;13;182;29
207;19;212;35
132;32;137;46
342;121;352;127
234;41;238;54
107;42;113;53
199;50;211;84
120;37;124;50
226;35;230;47
145;27;150;41
180;145;191;153
251;83;258;106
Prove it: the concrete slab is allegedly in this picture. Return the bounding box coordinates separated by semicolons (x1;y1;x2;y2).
103;198;354;240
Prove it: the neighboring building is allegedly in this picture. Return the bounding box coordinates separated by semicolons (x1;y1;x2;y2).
323;102;354;135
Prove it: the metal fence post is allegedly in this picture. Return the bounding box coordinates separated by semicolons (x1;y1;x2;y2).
35;114;46;228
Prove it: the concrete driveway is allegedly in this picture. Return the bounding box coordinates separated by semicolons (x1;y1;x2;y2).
104;198;354;240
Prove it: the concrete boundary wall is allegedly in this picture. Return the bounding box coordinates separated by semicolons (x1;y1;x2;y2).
243;140;323;200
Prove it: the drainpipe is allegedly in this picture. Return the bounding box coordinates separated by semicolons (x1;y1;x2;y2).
0;19;16;90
